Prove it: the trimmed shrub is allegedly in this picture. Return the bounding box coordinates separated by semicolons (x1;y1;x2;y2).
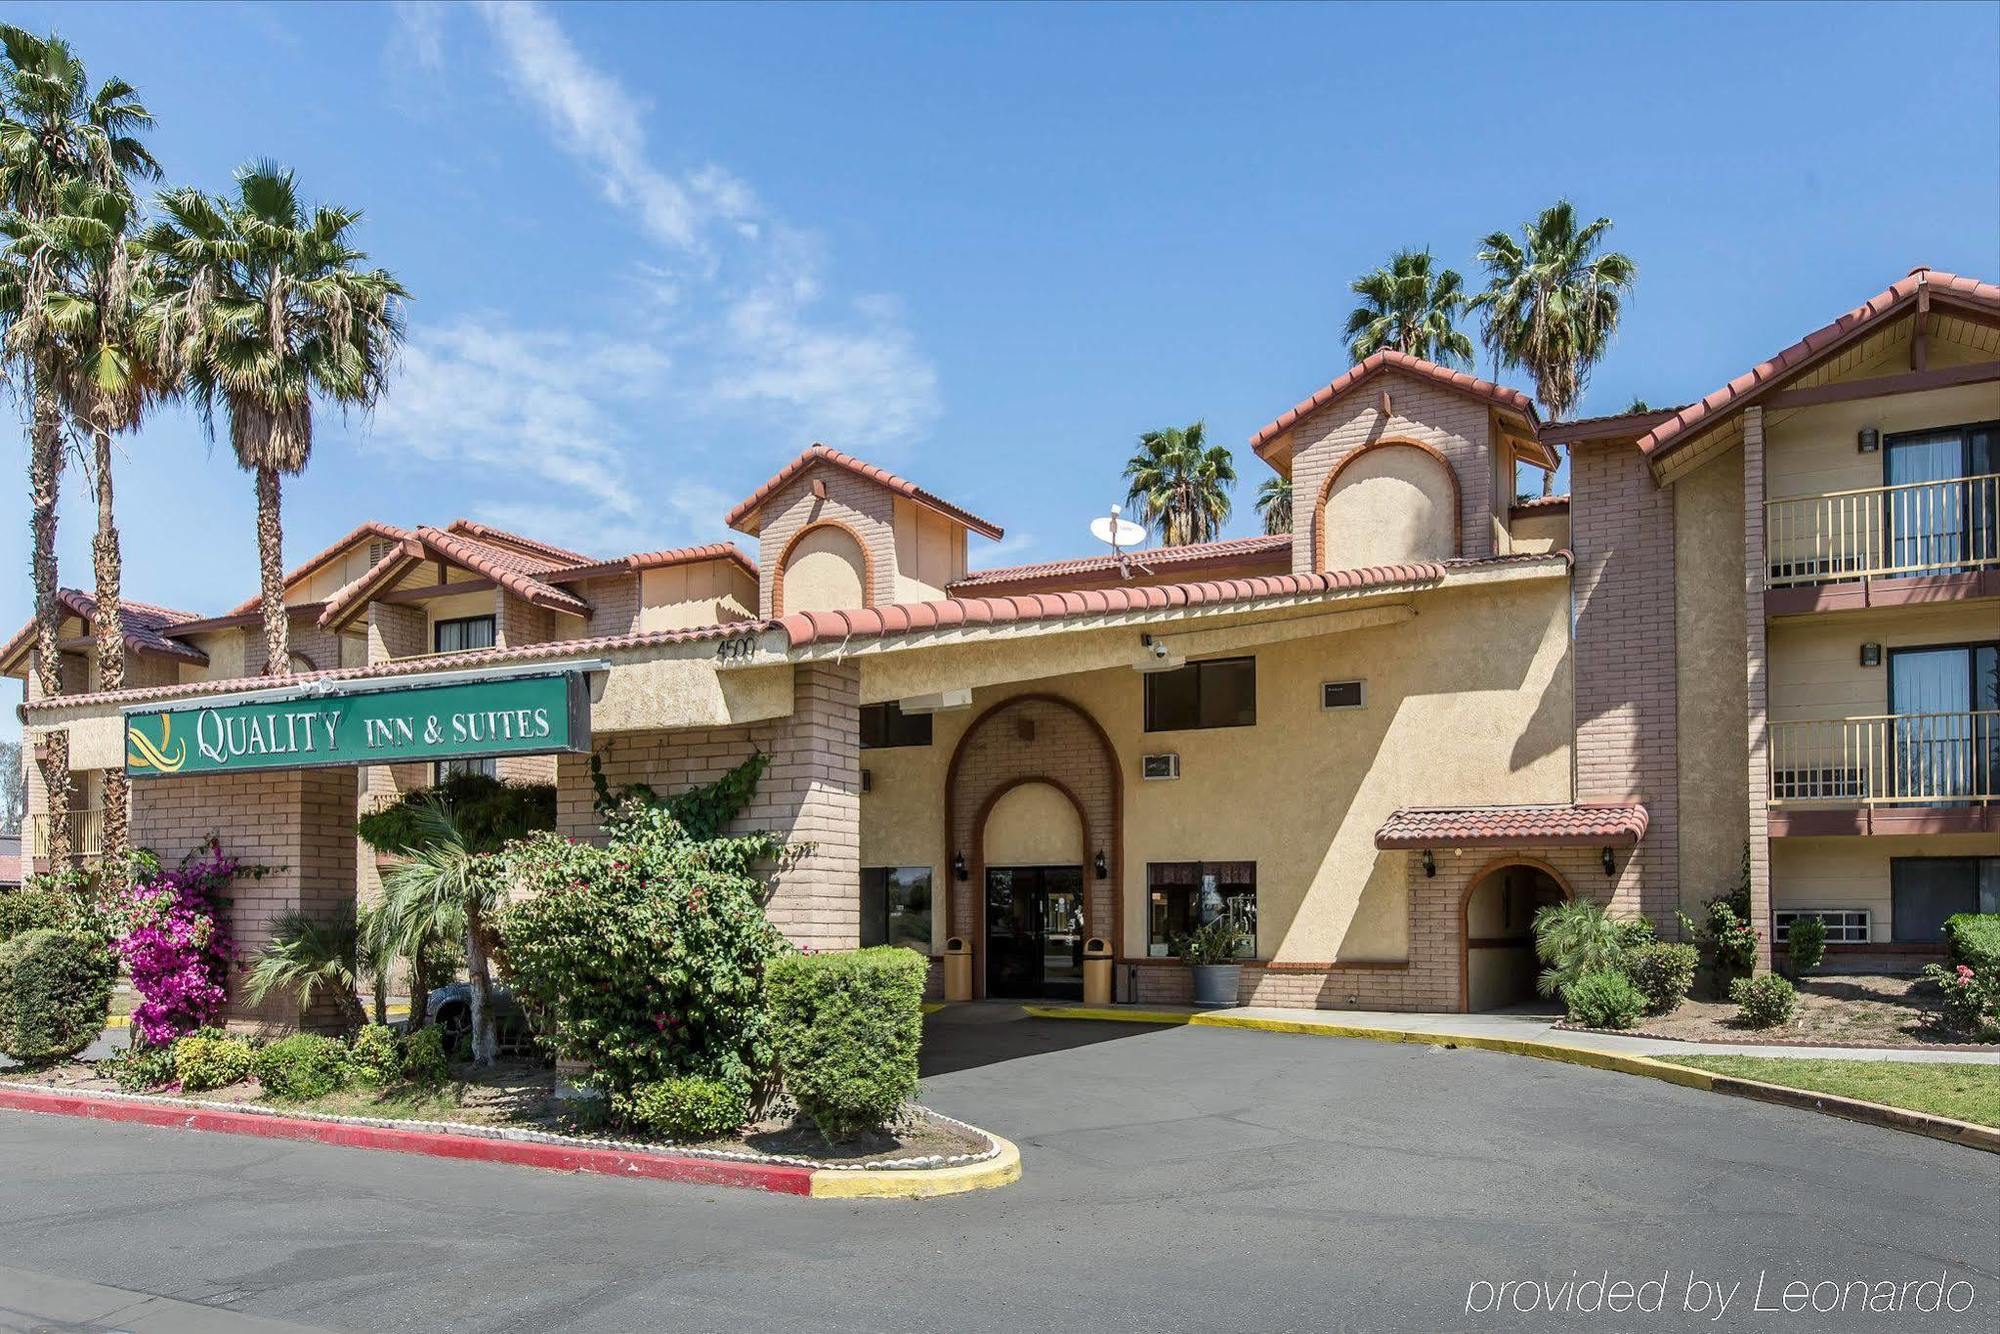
766;947;926;1140
1730;973;1798;1029
1622;941;1698;1017
618;1075;749;1141
252;1034;350;1100
0;888;76;941
1785;914;1827;977
111;1040;178;1092
1562;968;1646;1030
0;929;114;1063
172;1031;254;1092
1919;962;1999;1039
1943;914;2000;973
348;1024;404;1086
401;1024;450;1087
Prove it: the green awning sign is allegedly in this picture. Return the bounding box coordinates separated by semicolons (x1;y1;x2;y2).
125;671;590;778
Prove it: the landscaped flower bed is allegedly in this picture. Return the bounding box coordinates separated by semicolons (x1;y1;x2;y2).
1554;972;2000;1049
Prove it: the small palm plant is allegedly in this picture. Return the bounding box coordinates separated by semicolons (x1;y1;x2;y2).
1531;898;1629;1000
379;801;507;1066
242;909;366;1033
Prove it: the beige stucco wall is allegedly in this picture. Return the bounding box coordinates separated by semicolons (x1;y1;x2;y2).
982;781;1084;866
1773;832;1996;941
639;561;755;631
857;575;1573;960
1508;510;1570;555
1320;443;1459;569
1767;601;1997;723
893;498;968;603
781;525;869;615
1764;375;2000;502
1674;446;1752;910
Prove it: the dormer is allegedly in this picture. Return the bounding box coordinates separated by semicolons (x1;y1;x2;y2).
1248;351;1556;573
725;444;1003;617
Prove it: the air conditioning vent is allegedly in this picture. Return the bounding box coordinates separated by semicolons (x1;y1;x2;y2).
1141;753;1181;781
1321;680;1366;711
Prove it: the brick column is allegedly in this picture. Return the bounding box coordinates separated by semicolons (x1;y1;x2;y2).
1742;408;1773;968
757;663;862;950
131;767;360;1034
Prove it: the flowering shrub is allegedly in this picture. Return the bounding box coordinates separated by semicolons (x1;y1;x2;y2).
1919;963;2000;1040
110;842;261;1046
1729;972;1798;1029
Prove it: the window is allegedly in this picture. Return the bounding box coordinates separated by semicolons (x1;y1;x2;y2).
860;700;933;749
1887;641;1999;801
860;867;934;952
434;615;496;654
1147;861;1256;958
1774;910;1871;945
1890;857;2000;942
1883;420;1997;576
435;757;498;783
1321;680;1366;711
1144;656;1256;732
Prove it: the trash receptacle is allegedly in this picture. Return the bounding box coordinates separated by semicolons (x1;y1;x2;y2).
1082;937;1113;1006
943;936;973;1002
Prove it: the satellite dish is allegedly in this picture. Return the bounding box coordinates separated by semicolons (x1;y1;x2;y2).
1090;512;1147;551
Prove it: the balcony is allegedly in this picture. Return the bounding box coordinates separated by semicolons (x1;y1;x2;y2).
1770;712;1998;834
29;807;105;861
1764;473;1999;604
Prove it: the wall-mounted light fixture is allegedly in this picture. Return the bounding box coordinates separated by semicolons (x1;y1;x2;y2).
1857;427;1880;454
1860;642;1882;668
1601;847;1617;877
1093;850;1109;880
952;853;968;882
1421;850;1436;878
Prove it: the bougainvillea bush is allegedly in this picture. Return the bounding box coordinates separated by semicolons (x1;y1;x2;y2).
497;754;792;1105
110;842;260;1046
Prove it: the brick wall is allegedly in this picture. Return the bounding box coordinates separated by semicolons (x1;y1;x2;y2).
554;663;861;949
1742;408;1773;967
132;767;358;1034
579;574;641;638
754;468;896;617
1286;370;1497;574
944;696;1118;966
1570;440;1679;928
367;601;426;662
495;591;555;648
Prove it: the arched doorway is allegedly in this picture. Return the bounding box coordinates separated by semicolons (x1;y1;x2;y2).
981;780;1087;1000
1460;859;1569;1012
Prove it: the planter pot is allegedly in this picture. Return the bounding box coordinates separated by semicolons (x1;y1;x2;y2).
1188;963;1242;1008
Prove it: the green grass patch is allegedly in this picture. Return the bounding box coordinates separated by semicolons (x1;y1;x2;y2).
1666;1056;2000;1128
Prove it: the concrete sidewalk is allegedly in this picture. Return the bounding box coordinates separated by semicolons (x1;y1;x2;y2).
1016;1001;2000;1064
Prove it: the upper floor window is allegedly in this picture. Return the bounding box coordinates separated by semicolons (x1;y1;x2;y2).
860;700;932;749
434;615;496;654
1884;421;1997;576
1144;656;1256;732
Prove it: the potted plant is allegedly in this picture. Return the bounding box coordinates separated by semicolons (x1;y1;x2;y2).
1176;916;1249;1007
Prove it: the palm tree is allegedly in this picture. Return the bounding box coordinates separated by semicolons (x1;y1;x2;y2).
0;26;158;860
143;163;407;676
1469;200;1637;494
379;801;504;1065
1122;420;1236;547
242;909;369;1033
1343;247;1474;366
1255;476;1292;536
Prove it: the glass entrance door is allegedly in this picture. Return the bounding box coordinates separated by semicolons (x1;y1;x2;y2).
985;865;1086;999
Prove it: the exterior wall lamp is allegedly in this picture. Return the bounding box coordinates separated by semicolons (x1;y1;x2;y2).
1601;847;1617;877
1859;642;1882;667
1421;850;1436;878
952;853;968;882
1094;850;1109;880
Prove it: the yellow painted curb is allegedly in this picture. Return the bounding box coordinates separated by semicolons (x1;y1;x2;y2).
809;1133;1022;1200
1691;1072;2000;1154
1021;1004;1191;1025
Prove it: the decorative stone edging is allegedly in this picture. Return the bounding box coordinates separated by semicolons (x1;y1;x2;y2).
1552;1022;2000;1052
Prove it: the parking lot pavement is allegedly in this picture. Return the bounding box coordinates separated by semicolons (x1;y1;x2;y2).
0;1008;1994;1332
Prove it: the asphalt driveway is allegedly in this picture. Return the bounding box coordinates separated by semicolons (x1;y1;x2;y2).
0;1007;1994;1332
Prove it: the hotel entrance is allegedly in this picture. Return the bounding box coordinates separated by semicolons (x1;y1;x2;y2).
985;866;1086;1000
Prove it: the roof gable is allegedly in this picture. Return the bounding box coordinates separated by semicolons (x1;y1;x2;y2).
725;444;1004;540
1250;350;1541;459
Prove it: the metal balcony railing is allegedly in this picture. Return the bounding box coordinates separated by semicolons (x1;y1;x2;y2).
1764;472;1999;587
1770;711;1999;805
28;806;105;859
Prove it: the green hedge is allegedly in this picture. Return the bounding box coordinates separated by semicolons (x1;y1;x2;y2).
348;1024;403;1086
252;1034;350;1100
173;1031;254;1092
1943;914;2000;973
618;1075;748;1141
1730;973;1798;1029
400;1025;450;1087
1622;942;1698;1017
1562;968;1645;1030
767;947;926;1140
0;929;114;1063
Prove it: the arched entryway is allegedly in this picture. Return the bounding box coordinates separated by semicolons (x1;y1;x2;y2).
1460;858;1570;1012
945;694;1121;1000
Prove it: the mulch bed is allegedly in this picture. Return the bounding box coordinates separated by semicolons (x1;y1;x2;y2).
1554;972;2000;1050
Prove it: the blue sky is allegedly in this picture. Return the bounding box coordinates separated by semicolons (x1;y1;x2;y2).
4;1;1997;689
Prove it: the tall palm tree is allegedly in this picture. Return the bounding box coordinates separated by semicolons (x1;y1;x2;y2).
1469;200;1637;494
143;163;407;676
1255;476;1292;536
1343;247;1473;367
0;26;158;861
380;802;504;1065
1122;420;1236;547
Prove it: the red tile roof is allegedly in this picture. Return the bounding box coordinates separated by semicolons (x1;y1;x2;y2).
1640;267;2000;462
1;589;207;672
1374;803;1649;850
444;519;596;567
951;533;1292;591
724;444;1005;540
544;542;758;584
1251;350;1541;456
413;527;591;617
1508;494;1570;514
224;521;412;618
315;540;428;632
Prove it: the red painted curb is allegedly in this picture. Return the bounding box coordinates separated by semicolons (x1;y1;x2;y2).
0;1084;814;1195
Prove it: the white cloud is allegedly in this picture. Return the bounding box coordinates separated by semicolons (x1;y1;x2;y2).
390;2;446;74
